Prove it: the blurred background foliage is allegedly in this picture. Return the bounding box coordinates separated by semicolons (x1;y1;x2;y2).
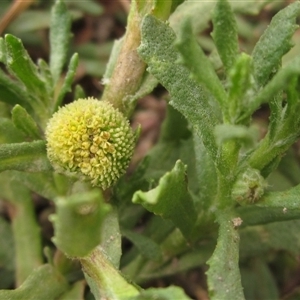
1;0;300;299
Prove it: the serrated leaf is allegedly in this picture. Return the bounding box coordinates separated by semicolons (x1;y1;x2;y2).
0;141;51;172
206;211;245;300
133;160;197;240
51;189;110;257
49;0;72;83
130;286;192;300
212;0;238;73
11;105;42;139
5;34;47;99
0;118;26;143
176;17;227;109
80;247;140;299
0;264;69;300
138;14;219;162
252;1;300;86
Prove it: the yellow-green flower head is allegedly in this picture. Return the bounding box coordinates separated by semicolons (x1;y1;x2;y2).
45;97;135;189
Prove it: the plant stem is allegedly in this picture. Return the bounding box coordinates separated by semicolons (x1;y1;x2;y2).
101;1;146;115
79;247;140;299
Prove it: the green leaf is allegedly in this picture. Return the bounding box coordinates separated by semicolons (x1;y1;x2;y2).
49;0;72;83
80;247;140;299
138;14;219;162
0;69;32;112
100;209;122;268
211;0;239;73
122;229;162;261
130;286;192;300
5;34;47;100
0;264;69;300
239;54;300;124
227;53;254;122
50;189;111;257
0;118;26;143
176;17;227;110
252;1;300;86
0;141;52;172
133;160;197;240
0;37;6;64
214;124;258;147
206;211;245;300
53;53;79;111
11;105;42;139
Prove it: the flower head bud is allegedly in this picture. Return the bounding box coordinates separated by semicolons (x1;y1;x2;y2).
45;97;135;189
232;168;267;205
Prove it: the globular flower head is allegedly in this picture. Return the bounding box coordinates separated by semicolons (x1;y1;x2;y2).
45;97;135;189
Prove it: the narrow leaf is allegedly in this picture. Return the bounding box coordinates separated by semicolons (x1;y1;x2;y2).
11;105;42;139
238;55;300;123
212;0;239;73
0;264;69;300
176;18;227;109
49;0;72;83
133;160;197;240
5;34;47;98
252;1;300;86
206;211;245;300
0;141;51;172
138;14;219;162
54;53;79;111
50;189;110;257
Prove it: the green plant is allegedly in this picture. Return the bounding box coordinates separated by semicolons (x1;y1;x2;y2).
1;0;300;299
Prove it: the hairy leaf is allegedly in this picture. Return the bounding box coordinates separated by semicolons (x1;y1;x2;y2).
11;105;42;139
252;1;300;86
0;141;51;172
176;17;227;109
212;0;238;73
49;0;72;83
51;189;110;257
138;14;219;161
133;160;197;240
